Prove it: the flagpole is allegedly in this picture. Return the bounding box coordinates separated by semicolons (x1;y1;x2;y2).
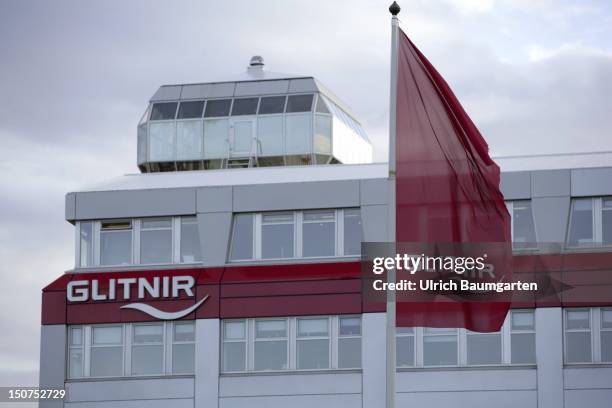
386;3;400;408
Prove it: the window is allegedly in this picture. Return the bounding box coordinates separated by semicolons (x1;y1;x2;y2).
204;99;232;117
203;118;229;158
90;326;123;377
177;101;204;119
140;218;172;264
261;213;294;259
567;197;612;248
68;327;84;378
68;322;194;379
132;324;164;375
254;319;288;371
603;198;612;245
79;221;93;267
314;114;332;155
228;209;362;261
467;331;501;365
231;98;259;116
396;327;415;367
148;121;175;162
397;310;536;368
100;221;132;266
286;94;313;112
302;211;335;257
506;200;537;250
315;95;330;114
423;328;458;366
172;322;195;374
601;309;612;362
77;217;201;268
338;316;362;368
297;318;330;369
221;315;361;373
568;199;594;247
176;120;203;160
285;113;311;154
150;102;178;121
257;116;284;156
258;96;286;114
510;310;536;364
343;209;363;255
565;309;592;363
180;217;201;263
222;321;246;372
229;214;254;261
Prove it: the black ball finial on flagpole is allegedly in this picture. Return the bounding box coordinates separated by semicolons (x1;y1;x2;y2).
389;1;400;15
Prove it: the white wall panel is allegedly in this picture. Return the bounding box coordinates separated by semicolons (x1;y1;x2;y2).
219;372;361;397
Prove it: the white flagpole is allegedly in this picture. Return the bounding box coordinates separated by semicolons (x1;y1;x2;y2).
386;3;400;408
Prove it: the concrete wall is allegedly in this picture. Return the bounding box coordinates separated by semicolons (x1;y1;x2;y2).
39;325;66;408
219;373;362;408
63;378;194;408
396;369;537;408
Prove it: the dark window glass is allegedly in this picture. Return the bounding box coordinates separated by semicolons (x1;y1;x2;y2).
258;96;286;114
204;99;232;117
150;102;178;120
286;94;313;112
231;98;259;116
178;101;204;119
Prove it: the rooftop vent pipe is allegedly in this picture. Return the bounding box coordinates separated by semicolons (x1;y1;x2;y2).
248;55;264;69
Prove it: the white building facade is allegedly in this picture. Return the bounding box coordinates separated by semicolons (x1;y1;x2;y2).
39;60;612;408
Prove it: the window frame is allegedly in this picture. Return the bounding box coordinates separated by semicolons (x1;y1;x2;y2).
171;321;196;374
221;320;248;373
67;321;195;380
139;217;174;265
131;322;166;376
98;220;134;267
68;326;85;379
75;216;201;268
296;317;331;370
252;318;290;372
563;307;599;364
88;324;125;378
396;310;536;369
220;315;362;374
228;209;362;262
505;200;538;251
566;197;612;249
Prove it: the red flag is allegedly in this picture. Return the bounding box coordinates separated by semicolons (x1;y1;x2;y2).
394;29;511;332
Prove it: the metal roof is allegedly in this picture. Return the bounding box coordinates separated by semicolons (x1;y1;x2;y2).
76;163;390;193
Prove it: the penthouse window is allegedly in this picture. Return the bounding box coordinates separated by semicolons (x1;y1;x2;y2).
75;216;201;268
100;220;132;266
396;310;536;368
67;321;195;379
221;315;361;373
564;308;612;363
506;200;537;250
567;197;612;248
229;209;363;261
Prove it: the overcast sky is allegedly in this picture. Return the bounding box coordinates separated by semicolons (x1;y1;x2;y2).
1;0;611;387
